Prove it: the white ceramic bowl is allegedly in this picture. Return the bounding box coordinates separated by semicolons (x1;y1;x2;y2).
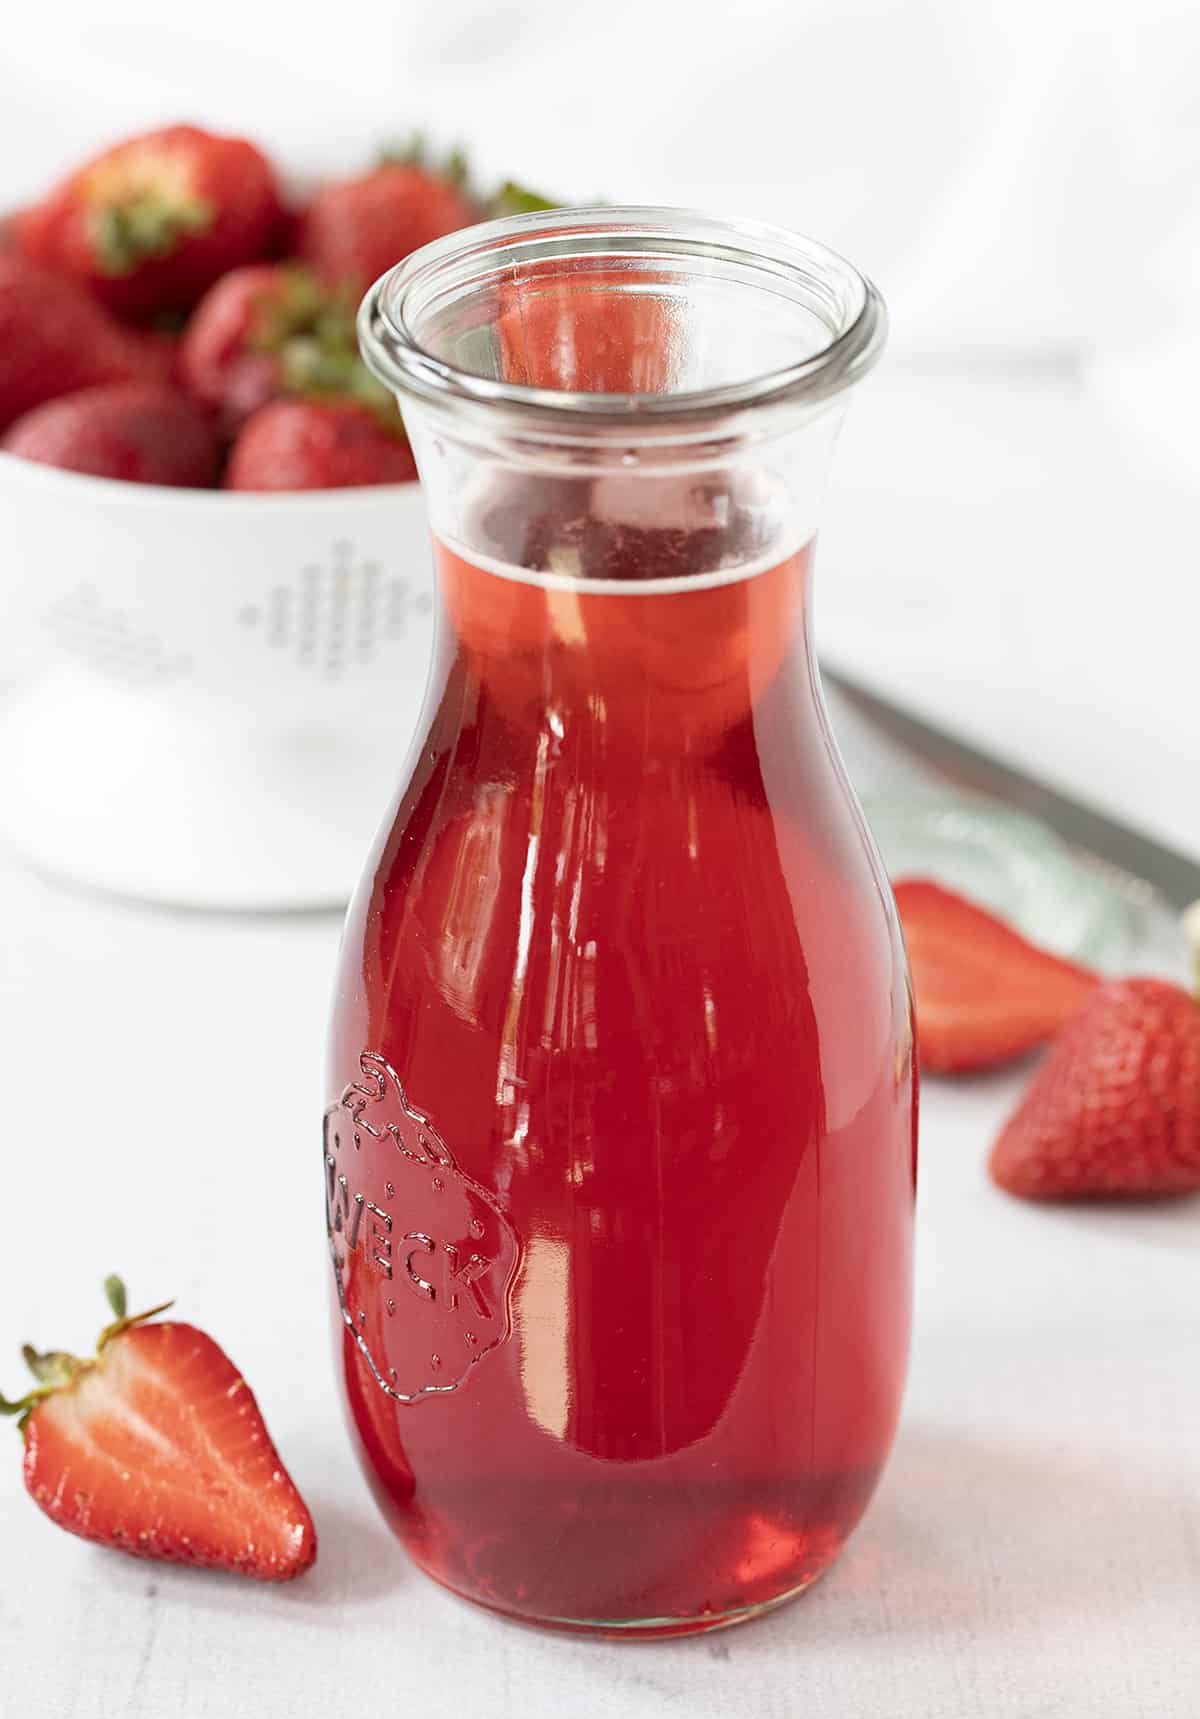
0;453;435;909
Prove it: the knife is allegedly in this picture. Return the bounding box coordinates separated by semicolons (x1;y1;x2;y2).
822;665;1200;913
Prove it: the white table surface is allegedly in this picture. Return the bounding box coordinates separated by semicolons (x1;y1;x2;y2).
2;800;1198;1717
3;372;1199;1717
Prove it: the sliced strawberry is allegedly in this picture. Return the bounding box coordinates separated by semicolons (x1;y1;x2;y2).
1;1277;315;1580
990;976;1200;1199
894;878;1099;1074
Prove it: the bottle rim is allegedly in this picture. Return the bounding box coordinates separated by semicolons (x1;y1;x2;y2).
358;205;887;442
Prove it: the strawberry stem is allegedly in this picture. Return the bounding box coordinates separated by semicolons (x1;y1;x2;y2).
378;130;427;169
376;136;475;199
0;1386;48;1433
97;1296;175;1353
22;1346;85;1388
443;146;471;190
243;267;403;432
90;193;213;276
487;181;558;217
2;1278;174;1439
2;1349;79;1435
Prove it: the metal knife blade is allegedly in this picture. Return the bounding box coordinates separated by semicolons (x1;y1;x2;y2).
822;664;1200;912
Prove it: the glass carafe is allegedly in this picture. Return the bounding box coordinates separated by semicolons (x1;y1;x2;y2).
325;209;916;1637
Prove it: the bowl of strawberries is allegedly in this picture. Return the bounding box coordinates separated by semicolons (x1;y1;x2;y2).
0;123;542;910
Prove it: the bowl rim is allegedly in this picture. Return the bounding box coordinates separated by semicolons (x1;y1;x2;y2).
0;448;423;515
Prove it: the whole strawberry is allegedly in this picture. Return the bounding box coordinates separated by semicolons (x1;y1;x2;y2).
894;879;1098;1074
4;383;222;486
296;155;477;294
990;976;1200;1199
0;1277;316;1579
226;398;417;490
0;254;169;431
179;263;389;430
17;125;284;319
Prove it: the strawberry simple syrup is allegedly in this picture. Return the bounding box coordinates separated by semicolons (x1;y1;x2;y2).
326;483;916;1633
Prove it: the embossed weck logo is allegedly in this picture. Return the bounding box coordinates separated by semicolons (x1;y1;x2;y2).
324;1053;520;1402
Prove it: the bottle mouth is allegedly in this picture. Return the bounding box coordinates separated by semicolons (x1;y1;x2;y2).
359;205;886;442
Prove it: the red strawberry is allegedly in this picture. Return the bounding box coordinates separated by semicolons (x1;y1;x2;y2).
990;977;1200;1199
16;125;283;319
179;263;388;429
139;325;184;383
296;160;477;294
180;264;314;424
226;398;417;491
496;269;674;393
1;1276;316;1580
0;254;169;431
3;383;222;486
894;878;1098;1074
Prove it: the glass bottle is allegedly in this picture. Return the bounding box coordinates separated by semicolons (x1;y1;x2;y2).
325;208;916;1637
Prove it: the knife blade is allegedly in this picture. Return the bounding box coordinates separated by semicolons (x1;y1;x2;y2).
822;664;1200;913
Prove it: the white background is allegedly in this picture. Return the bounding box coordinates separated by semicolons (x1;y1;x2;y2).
4;0;1199;850
2;4;1200;1714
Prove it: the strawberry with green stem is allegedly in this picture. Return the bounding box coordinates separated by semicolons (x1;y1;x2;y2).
16;125;284;319
1;1276;316;1579
179;262;399;431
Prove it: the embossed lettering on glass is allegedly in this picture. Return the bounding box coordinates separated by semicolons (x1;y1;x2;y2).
325;208;917;1637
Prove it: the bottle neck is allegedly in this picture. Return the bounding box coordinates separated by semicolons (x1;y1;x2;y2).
431;533;814;756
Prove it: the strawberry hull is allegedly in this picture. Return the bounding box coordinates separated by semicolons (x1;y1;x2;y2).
16;126;284;320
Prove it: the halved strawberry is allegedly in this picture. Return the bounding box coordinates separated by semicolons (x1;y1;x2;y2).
894;878;1099;1074
1;1277;316;1580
